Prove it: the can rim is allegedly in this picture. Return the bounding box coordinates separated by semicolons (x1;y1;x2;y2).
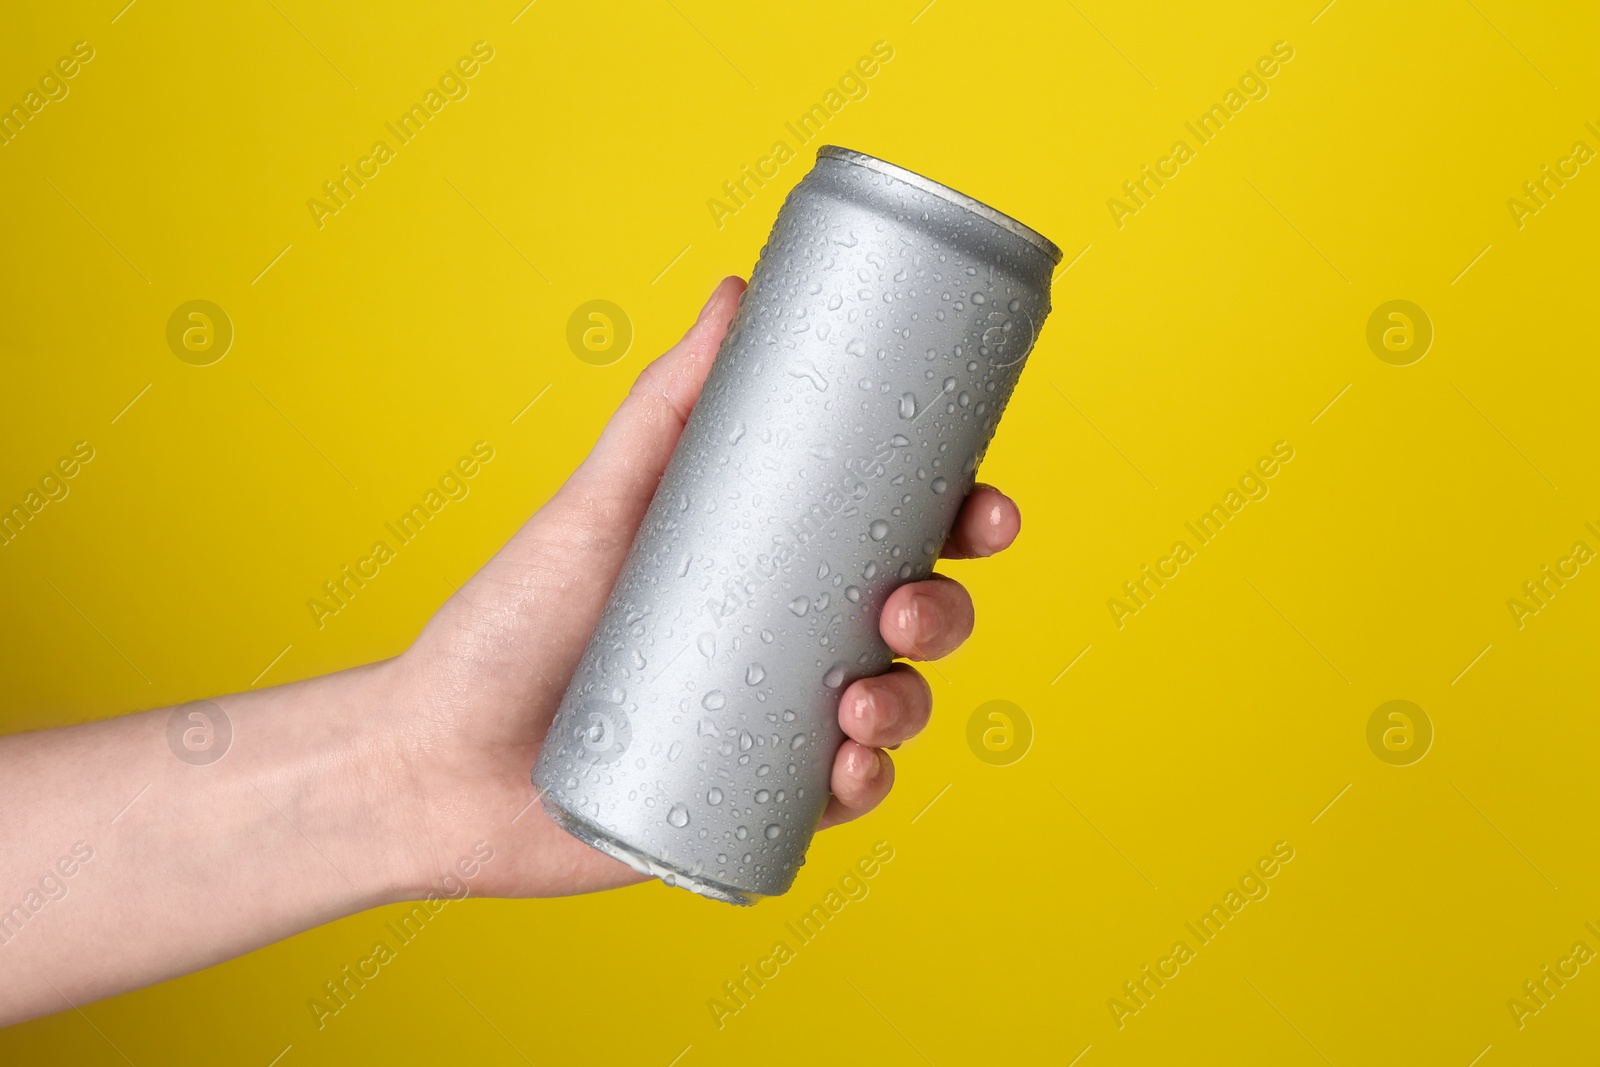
816;146;1063;264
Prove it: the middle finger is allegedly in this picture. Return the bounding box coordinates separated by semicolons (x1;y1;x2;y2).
879;575;974;660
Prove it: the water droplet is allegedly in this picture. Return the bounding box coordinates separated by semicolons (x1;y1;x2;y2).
735;825;750;840
864;561;878;579
869;519;890;541
845;585;861;602
667;741;683;761
789;595;811;616
1008;297;1021;312
707;787;724;805
788;359;829;391
823;665;845;688
972;292;987;304
760;628;775;643
739;731;754;751
746;663;767;685
765;824;782;840
697;633;716;661
702;690;726;710
728;421;746;445
755;789;771;803
791;733;808;750
667;803;690;828
931;476;948;494
899;392;918;419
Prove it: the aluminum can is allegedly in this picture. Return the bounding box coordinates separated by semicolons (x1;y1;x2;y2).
533;146;1061;904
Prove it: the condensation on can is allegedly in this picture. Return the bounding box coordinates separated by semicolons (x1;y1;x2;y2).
533;146;1061;904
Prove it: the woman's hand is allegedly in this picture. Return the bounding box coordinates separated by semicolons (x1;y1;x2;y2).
0;276;1020;1026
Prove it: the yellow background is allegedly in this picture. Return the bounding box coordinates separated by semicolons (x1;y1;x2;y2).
2;0;1597;1063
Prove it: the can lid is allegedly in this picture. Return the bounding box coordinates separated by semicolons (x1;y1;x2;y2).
817;146;1063;264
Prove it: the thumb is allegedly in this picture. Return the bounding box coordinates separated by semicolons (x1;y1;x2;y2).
414;276;745;700
529;275;745;561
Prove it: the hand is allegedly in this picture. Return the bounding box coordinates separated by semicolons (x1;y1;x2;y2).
380;276;1023;899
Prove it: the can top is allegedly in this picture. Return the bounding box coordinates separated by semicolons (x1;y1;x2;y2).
817;146;1063;264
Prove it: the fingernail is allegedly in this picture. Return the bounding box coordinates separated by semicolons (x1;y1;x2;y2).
866;749;885;781
695;278;734;324
912;591;940;644
971;504;1001;556
694;286;719;324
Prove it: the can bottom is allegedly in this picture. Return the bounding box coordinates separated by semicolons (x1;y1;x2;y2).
540;795;761;907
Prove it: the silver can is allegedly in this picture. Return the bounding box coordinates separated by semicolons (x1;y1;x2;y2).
533;146;1061;904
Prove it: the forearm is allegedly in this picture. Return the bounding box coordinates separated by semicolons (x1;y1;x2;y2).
0;660;423;1025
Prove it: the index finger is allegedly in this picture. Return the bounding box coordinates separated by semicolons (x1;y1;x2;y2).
940;484;1021;559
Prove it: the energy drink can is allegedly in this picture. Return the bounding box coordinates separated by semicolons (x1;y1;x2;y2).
533;146;1060;904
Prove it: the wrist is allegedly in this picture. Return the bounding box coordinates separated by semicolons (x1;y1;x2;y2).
239;657;437;911
337;658;444;906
